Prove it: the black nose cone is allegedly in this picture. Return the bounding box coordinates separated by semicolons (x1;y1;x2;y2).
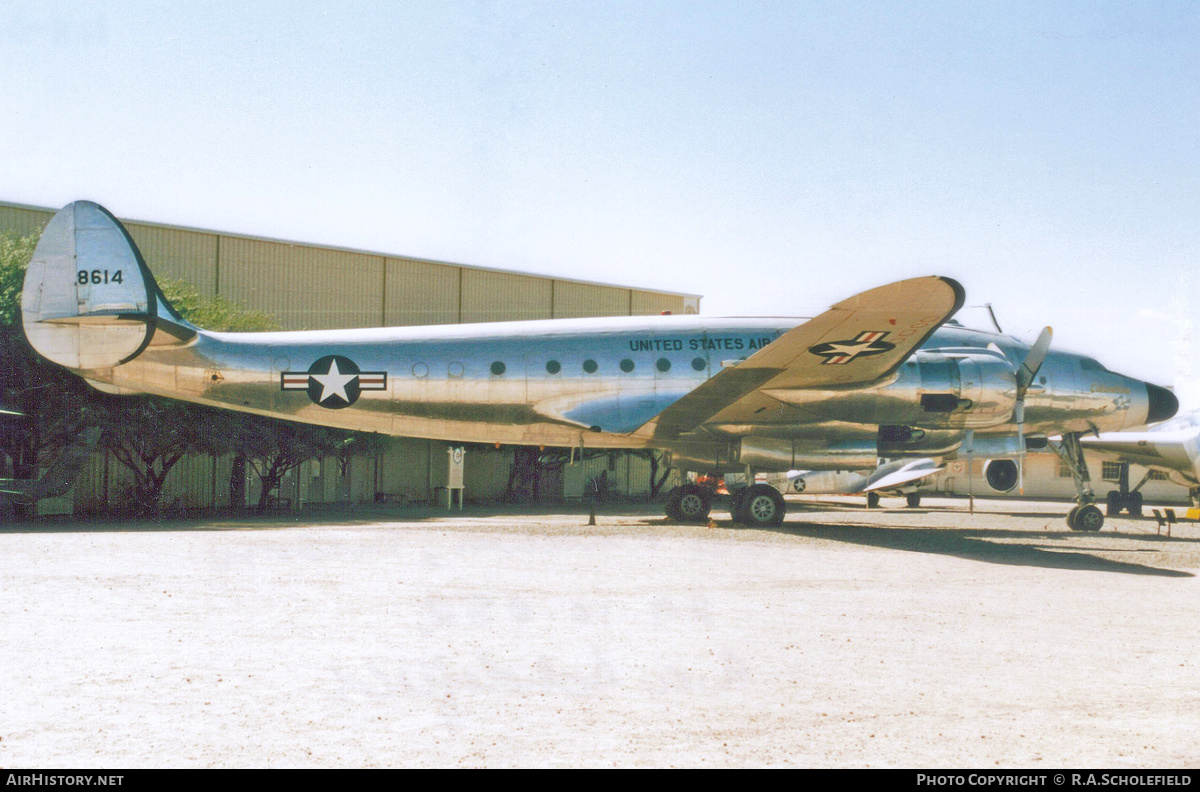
1146;383;1179;424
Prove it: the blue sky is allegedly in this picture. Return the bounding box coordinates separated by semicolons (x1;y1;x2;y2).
2;2;1196;400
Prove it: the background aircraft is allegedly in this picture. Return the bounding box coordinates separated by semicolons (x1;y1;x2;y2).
1082;409;1200;516
20;201;1177;529
0;425;101;515
772;457;942;509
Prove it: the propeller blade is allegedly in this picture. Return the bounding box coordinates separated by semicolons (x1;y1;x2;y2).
1015;326;1053;396
1014;327;1051;494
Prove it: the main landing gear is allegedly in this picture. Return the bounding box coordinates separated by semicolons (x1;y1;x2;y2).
1054;432;1103;532
1105;463;1145;517
664;480;787;528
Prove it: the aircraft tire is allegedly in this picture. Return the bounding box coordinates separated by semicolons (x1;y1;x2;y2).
1066;505;1083;531
1105;491;1124;517
1127;491;1143;517
664;486;683;521
905;493;921;508
740;484;785;528
667;484;712;524
1076;504;1104;532
866;491;880;509
729;489;748;525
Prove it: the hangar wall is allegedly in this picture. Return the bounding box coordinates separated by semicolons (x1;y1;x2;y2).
2;200;697;515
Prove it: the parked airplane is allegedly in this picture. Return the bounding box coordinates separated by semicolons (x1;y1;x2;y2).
776;457;942;508
1082;408;1200;516
0;426;102;508
20;201;1178;529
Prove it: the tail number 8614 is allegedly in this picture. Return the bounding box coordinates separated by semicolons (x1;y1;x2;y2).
77;269;124;285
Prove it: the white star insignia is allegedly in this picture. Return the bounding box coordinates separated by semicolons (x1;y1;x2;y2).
310;358;358;403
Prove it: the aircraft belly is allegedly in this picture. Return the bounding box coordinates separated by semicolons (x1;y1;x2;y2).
114;341;664;448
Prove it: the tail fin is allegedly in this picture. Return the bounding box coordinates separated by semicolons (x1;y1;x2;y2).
21;201;195;371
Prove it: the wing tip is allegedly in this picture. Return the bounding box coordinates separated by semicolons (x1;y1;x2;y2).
938;276;966;317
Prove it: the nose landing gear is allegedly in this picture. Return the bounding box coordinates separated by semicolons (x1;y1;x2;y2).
1054;432;1103;531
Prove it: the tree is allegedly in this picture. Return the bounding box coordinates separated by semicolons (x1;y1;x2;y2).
0;232;285;516
0;232;96;489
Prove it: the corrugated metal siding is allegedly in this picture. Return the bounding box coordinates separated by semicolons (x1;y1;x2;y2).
125;223;219;296
71;451;109;515
463;446;513;499
461;269;553;324
158;453;217;509
553;281;631;319
219;237;384;330
385;258;460;326
631;290;686;316
0;205;51;239
377;438;433;502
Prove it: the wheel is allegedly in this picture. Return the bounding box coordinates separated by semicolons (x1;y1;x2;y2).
866;491;880;509
1067;505;1083;531
664;486;683;521
1105;491;1122;517
729;489;749;524
905;493;921;508
1076;504;1104;532
666;483;712;523
739;484;786;527
1127;491;1143;517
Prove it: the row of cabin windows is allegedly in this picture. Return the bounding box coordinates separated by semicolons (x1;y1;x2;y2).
488;357;710;376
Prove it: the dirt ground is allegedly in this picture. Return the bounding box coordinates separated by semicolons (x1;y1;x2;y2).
2;495;1198;768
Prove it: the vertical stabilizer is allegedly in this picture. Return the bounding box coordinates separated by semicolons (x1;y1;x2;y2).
21;201;190;371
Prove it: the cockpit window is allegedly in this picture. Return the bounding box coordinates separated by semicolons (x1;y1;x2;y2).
1079;358;1108;373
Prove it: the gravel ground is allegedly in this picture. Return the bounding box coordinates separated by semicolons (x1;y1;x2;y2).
2;496;1198;768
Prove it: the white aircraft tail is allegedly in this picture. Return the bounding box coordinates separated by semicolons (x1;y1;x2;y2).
21;201;195;371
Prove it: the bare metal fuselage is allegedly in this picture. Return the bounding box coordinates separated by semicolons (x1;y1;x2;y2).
93;315;1155;471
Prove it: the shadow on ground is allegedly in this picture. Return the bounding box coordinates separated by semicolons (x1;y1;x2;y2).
760;520;1195;578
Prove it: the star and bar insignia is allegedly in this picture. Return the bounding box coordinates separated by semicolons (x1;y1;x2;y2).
280;355;387;409
807;331;896;365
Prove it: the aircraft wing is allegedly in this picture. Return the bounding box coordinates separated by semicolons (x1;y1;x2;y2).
1081;430;1199;478
639;276;965;440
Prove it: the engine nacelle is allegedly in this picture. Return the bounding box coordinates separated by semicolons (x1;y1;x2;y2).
984;459;1019;493
736;437;877;471
904;350;1018;429
767;349;1019;430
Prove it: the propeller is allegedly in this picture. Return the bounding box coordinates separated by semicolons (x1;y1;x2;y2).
1014;327;1053;493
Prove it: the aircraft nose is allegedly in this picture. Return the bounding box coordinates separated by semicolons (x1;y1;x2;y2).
1146;382;1179;424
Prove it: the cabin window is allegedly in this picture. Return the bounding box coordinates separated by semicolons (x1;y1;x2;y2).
656;358;671;372
620;359;635;373
491;361;506;376
545;360;561;374
583;359;598;374
691;357;706;371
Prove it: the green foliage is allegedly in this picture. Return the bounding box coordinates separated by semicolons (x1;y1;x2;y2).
157;278;279;332
0;232;37;329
